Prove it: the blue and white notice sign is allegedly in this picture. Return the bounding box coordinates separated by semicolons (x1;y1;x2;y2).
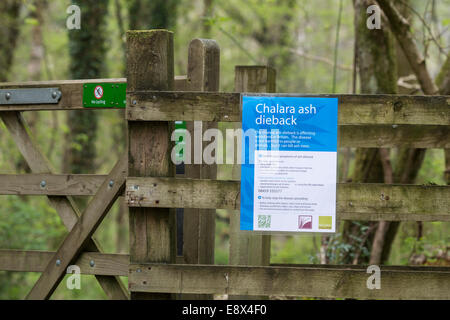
240;95;338;233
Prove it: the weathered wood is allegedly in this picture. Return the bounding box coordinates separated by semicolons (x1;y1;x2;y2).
339;125;450;148
126;178;450;221
129;263;450;299
0;250;128;276
0;79;125;111
174;39;220;300
0;174;107;195
26;154;127;299
179;39;219;269
229;66;274;300
0;77;190;111
127;30;176;300
126;91;450;124
1;111;129;300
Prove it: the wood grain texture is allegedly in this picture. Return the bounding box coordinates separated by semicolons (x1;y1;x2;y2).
0;79;125;111
129;263;450;299
126;30;176;300
230;67;274;299
1;111;128;300
0;174;107;195
0;250;128;276
26;154;127;299
126;178;450;221
174;39;220;300
126;92;450;124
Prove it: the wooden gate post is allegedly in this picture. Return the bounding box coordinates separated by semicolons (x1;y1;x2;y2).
127;30;176;299
229;66;276;299
176;39;220;299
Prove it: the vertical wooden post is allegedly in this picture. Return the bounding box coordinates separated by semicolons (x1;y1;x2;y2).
229;65;276;299
127;30;176;300
177;38;220;300
182;39;219;264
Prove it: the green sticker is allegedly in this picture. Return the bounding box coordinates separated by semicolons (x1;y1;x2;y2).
83;83;126;108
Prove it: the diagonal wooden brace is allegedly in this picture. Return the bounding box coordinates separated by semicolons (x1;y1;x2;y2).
1;111;129;300
25;153;128;299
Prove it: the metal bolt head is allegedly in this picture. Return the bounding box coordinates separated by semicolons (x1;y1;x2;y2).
137;268;142;273
56;259;61;266
5;92;11;100
52;91;58;99
89;260;95;267
132;100;137;105
109;180;114;188
40;180;47;188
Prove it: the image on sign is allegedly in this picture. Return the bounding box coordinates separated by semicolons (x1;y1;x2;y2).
298;215;312;229
258;215;271;228
94;85;104;99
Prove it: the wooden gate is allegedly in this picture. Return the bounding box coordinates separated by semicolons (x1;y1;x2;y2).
0;29;449;300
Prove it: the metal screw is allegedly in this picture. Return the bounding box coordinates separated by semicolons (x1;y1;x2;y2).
52;91;58;99
109;180;114;188
40;180;47;188
137;268;142;273
5;92;11;100
56;259;61;266
132;100;137;105
349;202;353;207
89;260;95;267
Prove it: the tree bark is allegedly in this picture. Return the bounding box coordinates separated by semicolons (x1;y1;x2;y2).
128;0;179;30
377;0;439;95
342;0;397;265
0;0;21;82
64;0;109;215
372;1;450;264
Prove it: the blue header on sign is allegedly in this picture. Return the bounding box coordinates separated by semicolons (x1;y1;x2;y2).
241;96;338;153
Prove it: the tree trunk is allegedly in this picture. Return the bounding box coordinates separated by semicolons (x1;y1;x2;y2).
436;55;450;185
341;0;397;265
373;0;450;264
0;0;21;82
64;0;109;212
128;0;179;30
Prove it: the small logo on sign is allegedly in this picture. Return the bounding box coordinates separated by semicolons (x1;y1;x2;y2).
94;85;104;99
319;216;332;229
298;215;312;229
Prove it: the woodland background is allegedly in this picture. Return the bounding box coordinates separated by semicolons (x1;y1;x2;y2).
0;0;449;299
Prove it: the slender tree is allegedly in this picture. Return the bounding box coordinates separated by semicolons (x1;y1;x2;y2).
0;0;21;82
128;0;179;30
339;0;398;265
64;0;109;177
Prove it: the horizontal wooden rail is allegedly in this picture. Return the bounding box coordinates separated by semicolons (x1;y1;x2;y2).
339;125;449;148
0;174;107;196
0;79;125;111
128;263;450;299
126;178;450;221
0;250;128;276
0;78;188;111
126;91;450;125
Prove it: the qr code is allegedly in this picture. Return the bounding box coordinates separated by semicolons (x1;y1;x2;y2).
258;215;271;228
